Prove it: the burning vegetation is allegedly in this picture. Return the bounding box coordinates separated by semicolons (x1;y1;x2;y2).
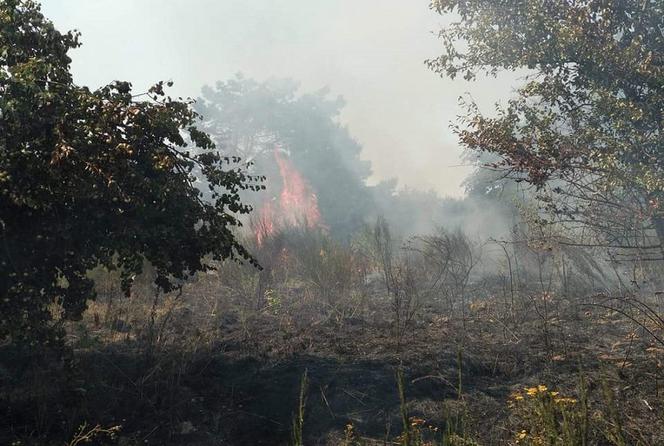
3;1;664;446
255;148;325;245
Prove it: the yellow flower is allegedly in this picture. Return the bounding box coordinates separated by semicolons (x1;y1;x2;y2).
537;385;548;392
510;391;525;402
554;397;577;405
526;387;538;396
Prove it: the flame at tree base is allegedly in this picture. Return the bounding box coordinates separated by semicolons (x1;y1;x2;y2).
255;148;325;245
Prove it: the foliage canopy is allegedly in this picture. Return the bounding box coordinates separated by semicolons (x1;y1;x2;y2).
429;0;664;251
0;0;259;345
196;75;373;239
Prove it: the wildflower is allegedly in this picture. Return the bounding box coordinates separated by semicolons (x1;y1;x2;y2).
510;391;524;402
554;397;577;405
526;387;539;396
516;430;528;443
537;385;548;392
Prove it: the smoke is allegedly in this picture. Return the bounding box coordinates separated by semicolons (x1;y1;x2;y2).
40;0;523;198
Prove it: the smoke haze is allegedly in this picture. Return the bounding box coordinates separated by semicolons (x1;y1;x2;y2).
40;0;522;197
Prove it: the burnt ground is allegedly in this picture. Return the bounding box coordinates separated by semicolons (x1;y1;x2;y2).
3;293;664;445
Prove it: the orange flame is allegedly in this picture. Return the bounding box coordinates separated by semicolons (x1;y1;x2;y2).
255;148;324;244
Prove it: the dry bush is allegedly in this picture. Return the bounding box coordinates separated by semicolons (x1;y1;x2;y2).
9;215;664;445
358;217;425;348
407;228;482;334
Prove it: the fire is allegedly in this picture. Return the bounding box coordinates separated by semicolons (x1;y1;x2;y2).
255;148;324;244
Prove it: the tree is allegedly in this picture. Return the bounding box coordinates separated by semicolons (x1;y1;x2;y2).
195;75;373;239
0;0;260;346
428;0;664;257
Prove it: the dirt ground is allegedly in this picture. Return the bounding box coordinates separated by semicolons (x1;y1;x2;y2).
3;268;664;445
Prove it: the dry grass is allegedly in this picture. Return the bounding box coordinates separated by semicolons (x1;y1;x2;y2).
2;226;664;445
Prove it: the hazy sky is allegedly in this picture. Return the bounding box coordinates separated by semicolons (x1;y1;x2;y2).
40;0;520;197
